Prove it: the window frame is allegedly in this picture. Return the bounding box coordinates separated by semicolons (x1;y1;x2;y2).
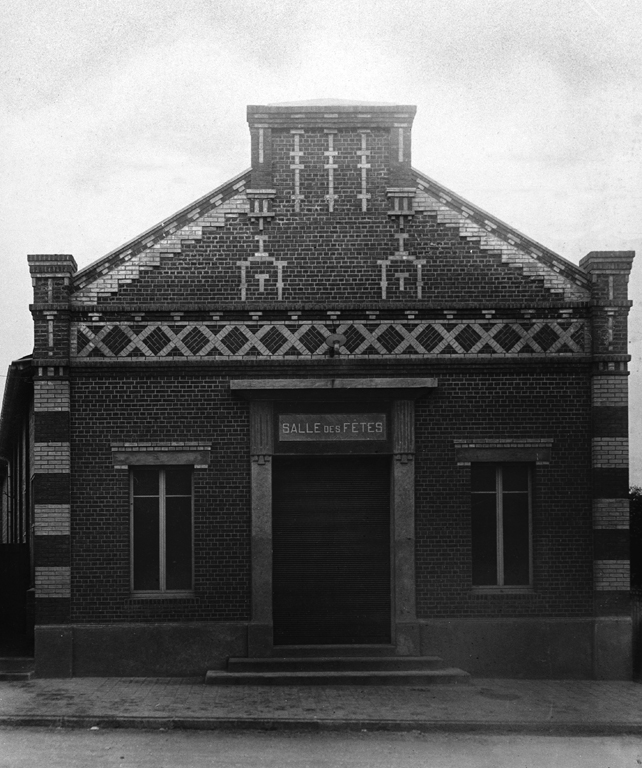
470;463;534;594
129;465;195;598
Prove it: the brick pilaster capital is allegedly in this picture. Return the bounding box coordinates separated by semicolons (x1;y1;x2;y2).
579;251;635;307
28;254;78;276
579;251;635;275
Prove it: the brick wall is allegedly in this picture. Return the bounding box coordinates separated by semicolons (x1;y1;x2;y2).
68;363;593;624
415;368;594;619
70;104;588;308
90;206;567;307
70;371;251;622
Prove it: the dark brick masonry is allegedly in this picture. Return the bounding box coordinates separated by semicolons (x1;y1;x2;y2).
415;369;593;619
7;102;632;678
70;371;251;623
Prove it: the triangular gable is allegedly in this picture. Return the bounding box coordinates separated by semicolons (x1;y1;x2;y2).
72;170;251;305
71;166;590;305
413;171;590;301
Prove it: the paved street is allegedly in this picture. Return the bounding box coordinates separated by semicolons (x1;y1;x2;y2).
1;677;642;734
2;728;642;768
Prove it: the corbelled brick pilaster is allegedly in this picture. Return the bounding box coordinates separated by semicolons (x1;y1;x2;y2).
28;255;75;630
580;250;634;678
28;254;76;365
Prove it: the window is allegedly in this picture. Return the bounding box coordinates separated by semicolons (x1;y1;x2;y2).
471;463;532;588
131;466;193;594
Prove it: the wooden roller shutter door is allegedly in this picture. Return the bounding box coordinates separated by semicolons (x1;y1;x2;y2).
272;455;391;645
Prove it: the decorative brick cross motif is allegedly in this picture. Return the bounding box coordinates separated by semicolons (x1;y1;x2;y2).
397;273;410;291
258;127;265;164
324;132;338;212
255;274;269;292
290;131;304;212
236;234;286;300
382;188;422;298
377;252;426;300
73;318;587;359
248;196;275;232
394;232;409;256
356;131;371;211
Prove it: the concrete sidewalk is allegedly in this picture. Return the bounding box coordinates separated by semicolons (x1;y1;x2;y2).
1;677;642;734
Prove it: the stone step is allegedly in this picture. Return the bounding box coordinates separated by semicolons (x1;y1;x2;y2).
0;657;34;681
271;644;396;658
227;656;446;673
205;667;470;686
0;671;33;681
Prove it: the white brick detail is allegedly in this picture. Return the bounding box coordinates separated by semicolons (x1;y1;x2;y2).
72;318;586;360
592;377;628;407
73;192;249;304
34;442;70;473
593;499;630;529
35;566;71;597
454;438;553;449
592;437;629;468
414;186;589;301
111;441;212;450
35;504;71;536
34;380;70;412
594;560;630;591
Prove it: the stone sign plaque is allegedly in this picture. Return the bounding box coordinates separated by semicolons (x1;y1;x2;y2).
279;413;387;441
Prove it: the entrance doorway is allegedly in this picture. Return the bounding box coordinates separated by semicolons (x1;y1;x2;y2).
272;455;391;645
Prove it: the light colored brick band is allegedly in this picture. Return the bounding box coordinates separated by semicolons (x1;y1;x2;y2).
34;504;71;536
593;499;630;529
414;185;588;301
35;566;71;597
34;380;70;411
594;560;630;591
34;442;70;473
592;377;628;407
592;437;629;468
73;192;248;304
111;441;212;450
71;318;588;360
454;439;553;449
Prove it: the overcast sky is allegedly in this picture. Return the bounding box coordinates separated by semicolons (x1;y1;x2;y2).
1;0;640;480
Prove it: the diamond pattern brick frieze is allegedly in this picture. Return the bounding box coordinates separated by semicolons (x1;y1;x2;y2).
101;326;132;356
342;324;368;354
299;325;326;354
416;325;443;353
181;326;210;355
219;326;249;356
261;326;289;355
454;325;482;353
378;324;405;353
71;316;588;360
533;324;560;351
141;327;172;355
493;324;521;352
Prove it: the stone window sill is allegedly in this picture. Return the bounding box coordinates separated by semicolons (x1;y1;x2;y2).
471;586;534;595
129;591;195;601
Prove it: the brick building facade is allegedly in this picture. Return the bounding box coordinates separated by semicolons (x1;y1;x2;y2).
0;101;635;678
